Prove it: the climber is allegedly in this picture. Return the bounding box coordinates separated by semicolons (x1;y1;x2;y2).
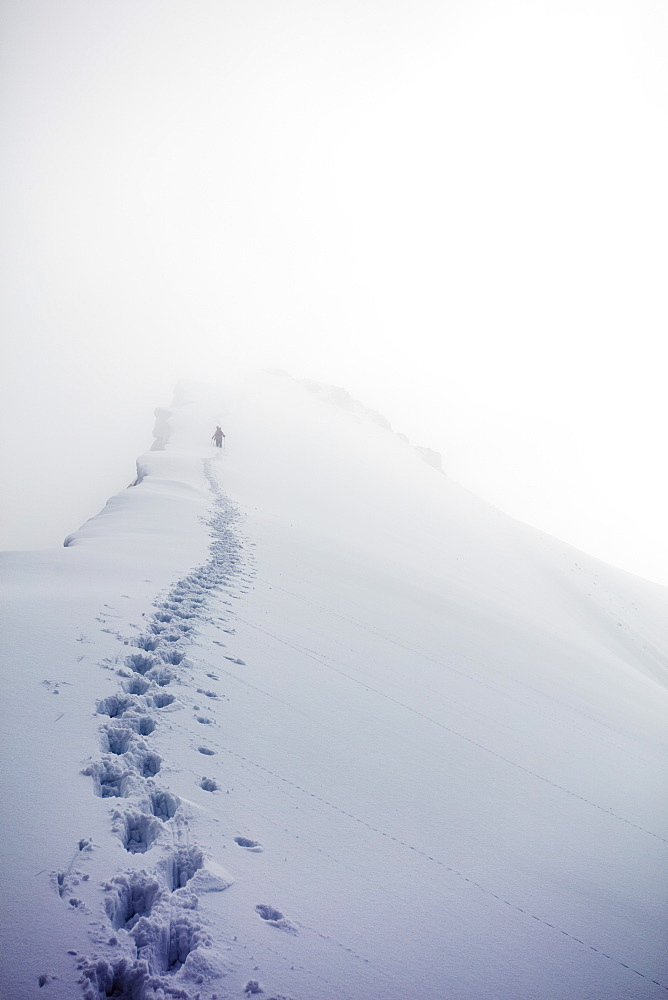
211;426;225;448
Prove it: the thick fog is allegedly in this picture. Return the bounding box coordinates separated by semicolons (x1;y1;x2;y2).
1;0;667;585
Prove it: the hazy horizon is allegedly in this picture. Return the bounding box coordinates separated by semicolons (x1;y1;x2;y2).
2;0;667;586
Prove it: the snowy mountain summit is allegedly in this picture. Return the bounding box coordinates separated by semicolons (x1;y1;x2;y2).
2;371;667;1000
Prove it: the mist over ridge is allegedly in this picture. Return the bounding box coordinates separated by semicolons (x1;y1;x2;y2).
2;373;667;998
3;0;667;583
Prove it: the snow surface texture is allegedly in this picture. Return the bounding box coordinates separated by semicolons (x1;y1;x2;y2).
1;370;667;1000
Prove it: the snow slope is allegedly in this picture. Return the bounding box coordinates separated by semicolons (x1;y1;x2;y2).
1;371;667;1000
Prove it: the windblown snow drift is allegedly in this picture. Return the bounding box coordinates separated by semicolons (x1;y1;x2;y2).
1;371;667;1000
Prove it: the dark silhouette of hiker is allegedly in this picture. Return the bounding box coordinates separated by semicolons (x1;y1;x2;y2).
212;426;225;448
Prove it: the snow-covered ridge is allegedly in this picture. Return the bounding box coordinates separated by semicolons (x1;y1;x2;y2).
149;407;173;453
271;368;445;472
75;460;247;996
127;407;175;488
1;372;667;999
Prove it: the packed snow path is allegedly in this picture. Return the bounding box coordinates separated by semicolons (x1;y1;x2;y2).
78;460;248;996
1;372;667;999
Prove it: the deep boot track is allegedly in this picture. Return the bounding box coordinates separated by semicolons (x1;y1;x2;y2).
71;459;253;999
55;456;668;999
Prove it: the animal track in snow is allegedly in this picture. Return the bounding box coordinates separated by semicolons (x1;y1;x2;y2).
56;851;91;902
235;837;263;852
255;904;297;933
199;777;218;792
42;679;70;694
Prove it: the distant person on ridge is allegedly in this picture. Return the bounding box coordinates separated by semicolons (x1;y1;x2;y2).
212;426;225;448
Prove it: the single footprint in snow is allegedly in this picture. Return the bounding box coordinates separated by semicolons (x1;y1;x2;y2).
83;759;131;798
105;870;162;930
122;675;151;696
150;692;175;709
255;905;296;933
136;750;162;777
103;726;134;755
135;715;157;736
125;652;159;675
234;837;263;852
119;810;162;854
164;845;204;891
149;789;180;821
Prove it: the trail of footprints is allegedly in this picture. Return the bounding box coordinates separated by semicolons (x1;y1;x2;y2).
53;456;654;998
61;461;287;999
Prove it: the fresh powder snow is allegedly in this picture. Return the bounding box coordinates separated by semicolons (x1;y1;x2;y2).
1;370;667;1000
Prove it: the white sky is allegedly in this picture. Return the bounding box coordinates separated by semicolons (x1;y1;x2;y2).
1;0;667;586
